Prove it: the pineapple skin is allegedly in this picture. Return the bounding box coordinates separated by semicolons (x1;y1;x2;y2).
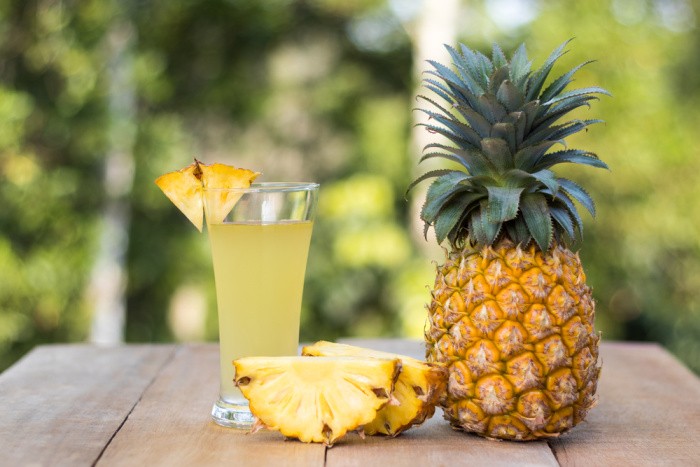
425;239;600;440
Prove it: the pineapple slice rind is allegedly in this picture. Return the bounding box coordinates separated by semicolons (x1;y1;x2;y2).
301;341;448;436
234;356;401;445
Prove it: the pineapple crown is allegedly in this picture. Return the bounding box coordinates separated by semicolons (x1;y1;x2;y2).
408;40;610;252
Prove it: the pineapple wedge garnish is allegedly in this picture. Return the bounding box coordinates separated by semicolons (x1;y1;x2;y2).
302;341;447;436
155;159;259;231
234;356;401;446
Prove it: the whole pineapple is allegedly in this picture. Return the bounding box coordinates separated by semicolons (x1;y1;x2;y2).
411;41;608;440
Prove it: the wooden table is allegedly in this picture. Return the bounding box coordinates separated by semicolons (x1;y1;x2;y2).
1;339;698;466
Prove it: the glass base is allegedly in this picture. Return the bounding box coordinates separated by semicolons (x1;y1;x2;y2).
211;399;256;428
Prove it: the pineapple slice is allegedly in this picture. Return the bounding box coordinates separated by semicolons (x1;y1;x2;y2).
155;159;259;231
234;356;401;446
302;341;447;436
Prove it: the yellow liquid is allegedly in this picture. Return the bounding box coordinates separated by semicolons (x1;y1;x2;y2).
209;221;313;404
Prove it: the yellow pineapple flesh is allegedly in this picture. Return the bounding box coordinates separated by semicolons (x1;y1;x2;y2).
425;239;600;440
302;341;448;436
155;159;259;231
234;356;401;446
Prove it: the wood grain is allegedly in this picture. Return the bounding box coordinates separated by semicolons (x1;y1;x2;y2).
0;344;175;467
2;340;699;466
549;342;700;466
325;411;558;467
97;344;326;467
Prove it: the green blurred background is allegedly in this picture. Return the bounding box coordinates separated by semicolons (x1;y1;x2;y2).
1;0;699;373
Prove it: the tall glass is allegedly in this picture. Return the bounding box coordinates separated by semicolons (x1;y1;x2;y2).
205;182;318;428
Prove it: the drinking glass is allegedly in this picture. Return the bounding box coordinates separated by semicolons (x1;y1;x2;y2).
205;182;319;428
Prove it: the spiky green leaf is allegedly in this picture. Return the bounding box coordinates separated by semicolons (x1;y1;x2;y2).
481;138;512;171
540;60;595;102
526;39;571;101
505;217;531;245
453;105;491;137
470;201;501;245
492;43;507;68
533;149;609;171
550;205;575;241
406;169;460;195
520;192;553;251
421;172;473;223
488;66;511;94
554;192;584;237
542;86;611;107
514;141;558;169
509;43;531;84
559;178;596;216
433;191;484;244
491;122;516;154
496;80;525;112
487;186;523;222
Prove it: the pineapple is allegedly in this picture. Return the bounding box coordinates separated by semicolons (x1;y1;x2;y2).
155;159;260;231
410;41;608;440
302;341;447;436
234;356;401;446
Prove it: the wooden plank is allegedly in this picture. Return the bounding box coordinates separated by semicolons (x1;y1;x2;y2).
325;411;558;467
0;344;176;467
550;342;700;466
97;344;326;467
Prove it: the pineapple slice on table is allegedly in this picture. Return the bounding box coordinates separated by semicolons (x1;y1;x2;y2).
234;356;401;446
302;341;447;436
155;159;259;231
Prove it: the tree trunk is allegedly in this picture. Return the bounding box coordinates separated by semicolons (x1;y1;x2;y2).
407;0;460;258
86;20;137;345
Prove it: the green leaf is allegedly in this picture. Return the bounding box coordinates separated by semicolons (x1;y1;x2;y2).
453;104;491;137
470;201;501;246
444;46;486;95
481;137;512;171
422;172;473;223
540;60;595;102
514;141;557;170
526;39;571;101
434;201;465;244
418;109;483;148
406;169;460;196
558;178;596;216
520;192;553;251
492;43;507;68
533;95;600;129
505;217;531;245
554;193;584;238
496;80;525;112
506;111;527;143
533;149;609;171
416;94;453;116
423;143;496;176
491;122;516;154
457;43;490;90
433;191;485;244
423;78;457;103
550;205;575;242
530;170;560;194
418;123;478;150
488;66;511;94
509;43;531;84
542;86;611;106
477;94;507;123
487;186;523;222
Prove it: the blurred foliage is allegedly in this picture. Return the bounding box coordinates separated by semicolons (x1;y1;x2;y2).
0;0;699;373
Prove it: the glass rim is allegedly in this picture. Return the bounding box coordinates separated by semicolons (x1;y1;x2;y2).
204;182;319;193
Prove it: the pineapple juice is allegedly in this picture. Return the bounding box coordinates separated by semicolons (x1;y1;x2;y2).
209;220;313;404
